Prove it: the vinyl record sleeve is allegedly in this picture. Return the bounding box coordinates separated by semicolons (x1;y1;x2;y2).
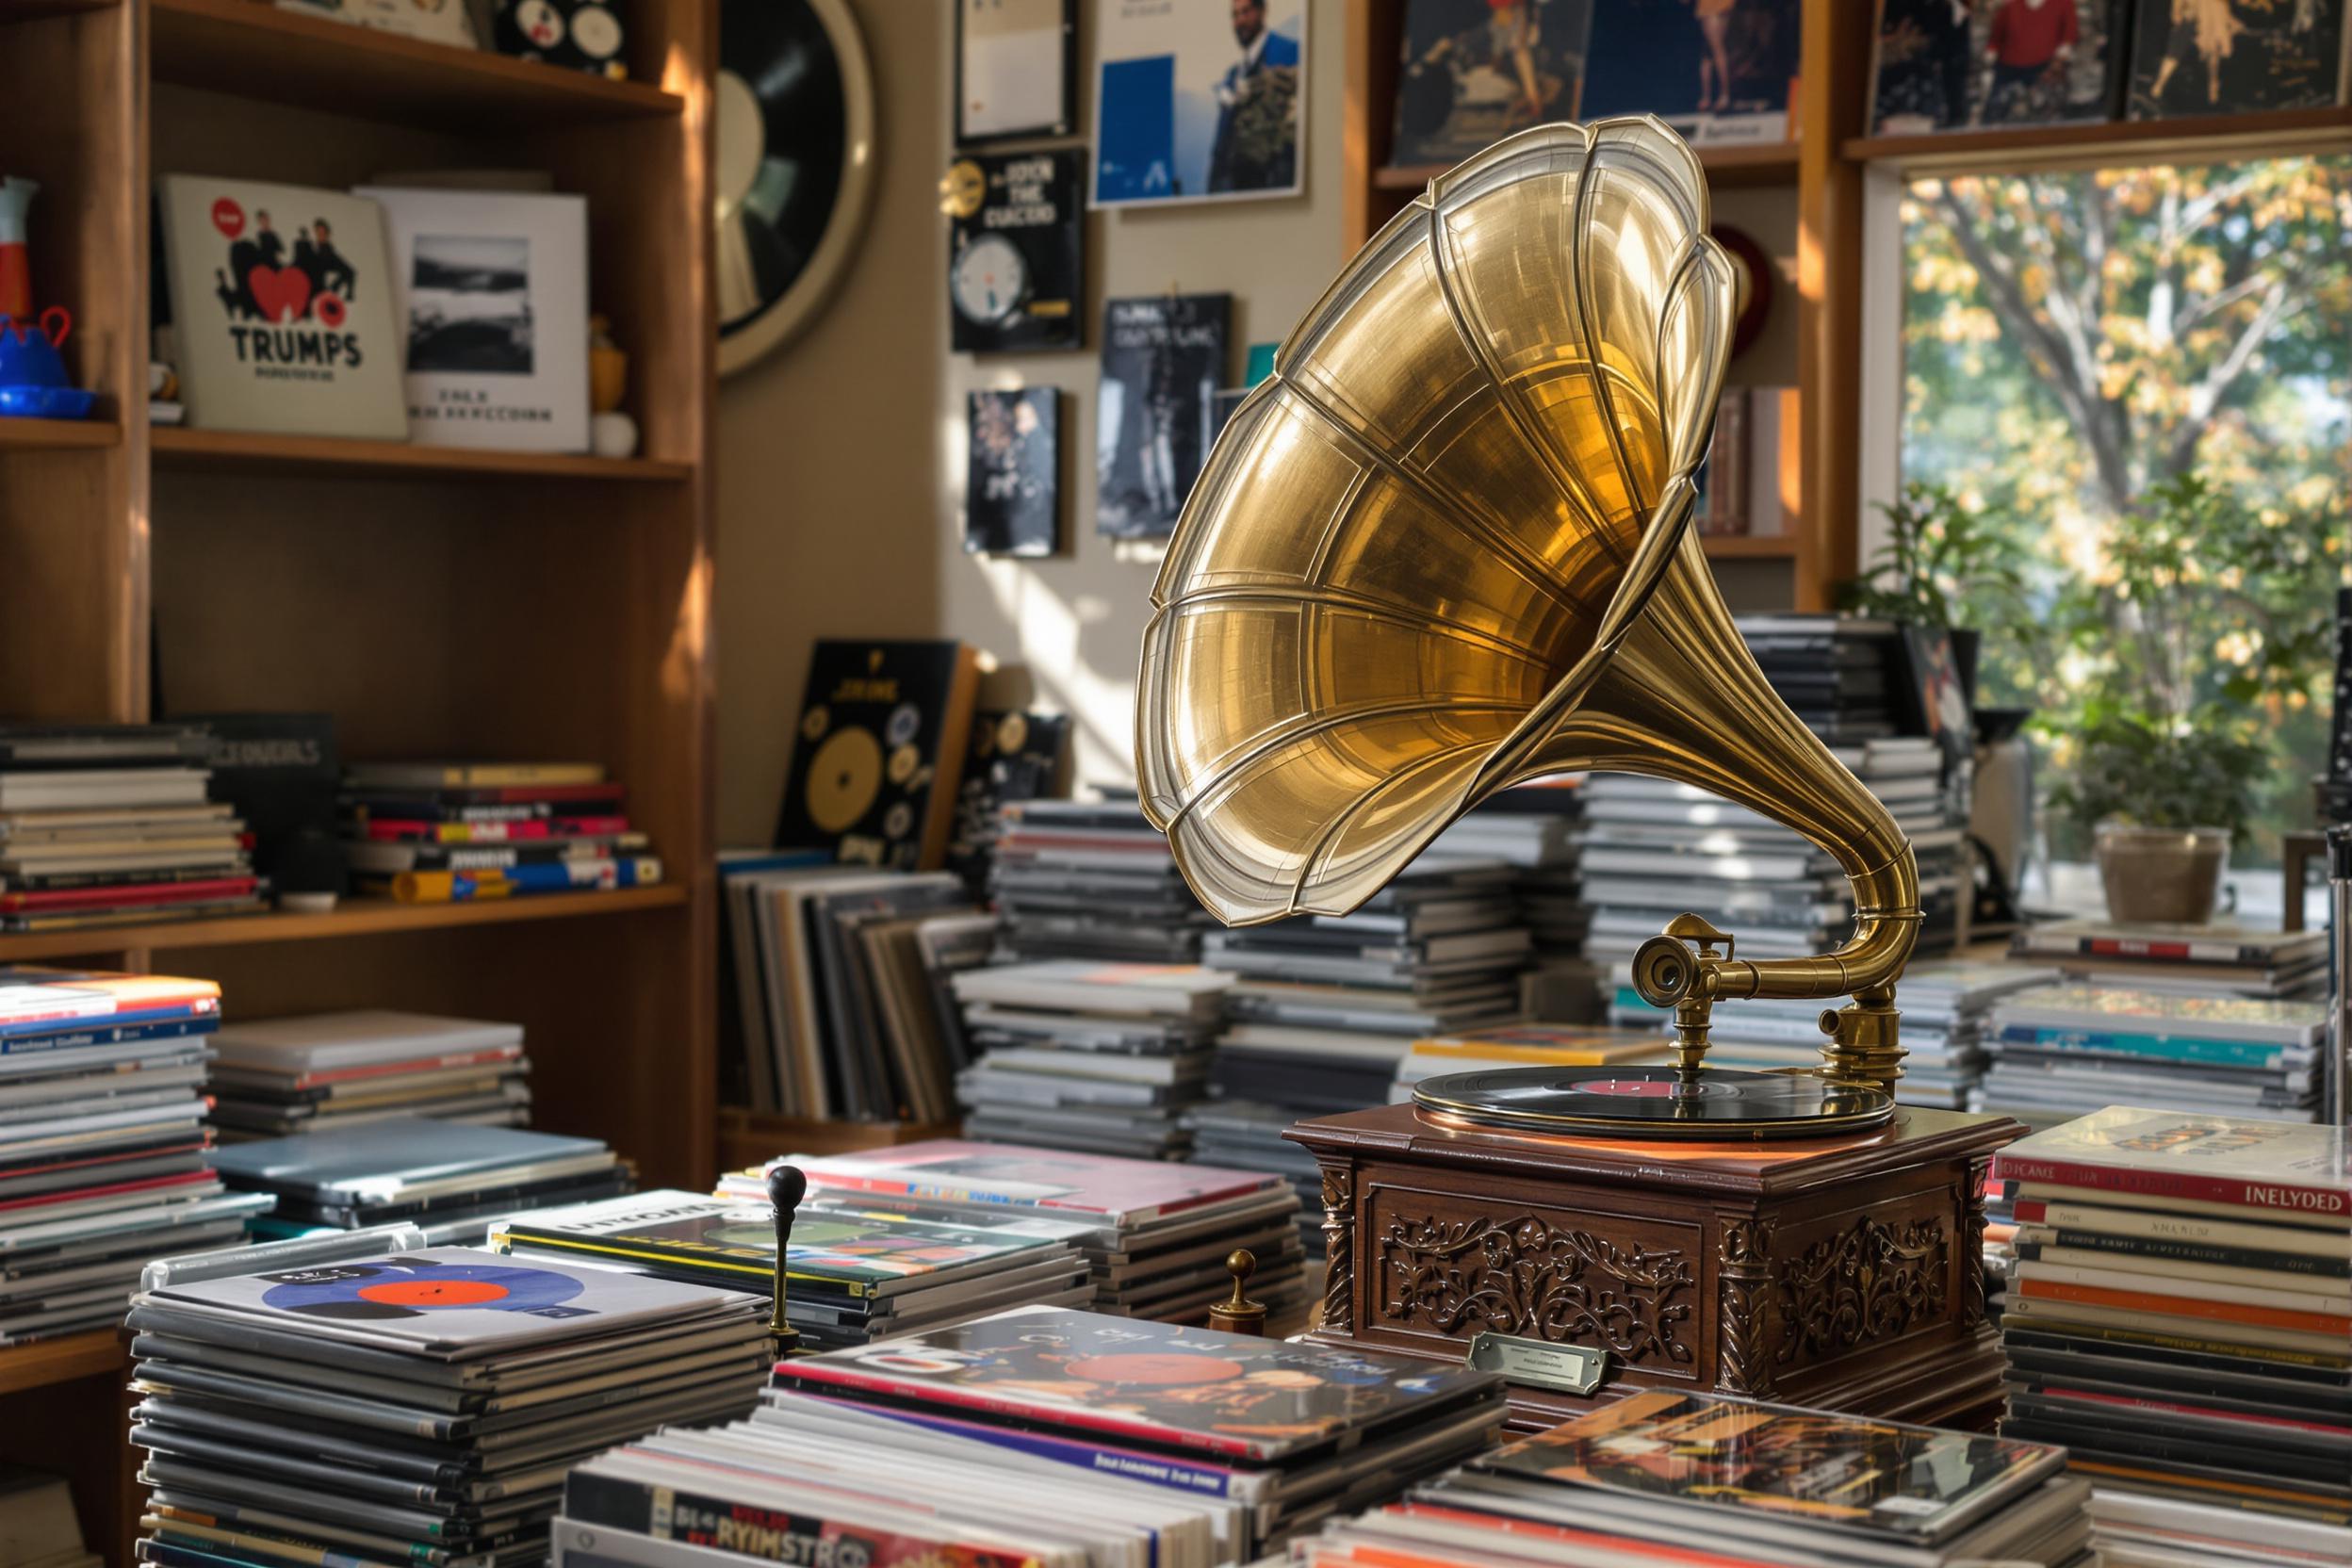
779;1139;1282;1226
205;1119;608;1200
773;641;981;873
770;1303;1501;1462
210;1010;523;1073
947;153;1082;353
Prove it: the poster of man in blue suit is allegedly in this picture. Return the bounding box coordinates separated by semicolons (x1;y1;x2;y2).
1094;0;1306;207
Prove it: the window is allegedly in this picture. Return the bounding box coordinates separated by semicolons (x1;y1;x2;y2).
1897;155;2350;872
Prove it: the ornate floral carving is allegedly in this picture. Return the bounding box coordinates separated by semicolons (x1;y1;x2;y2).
1961;1155;1990;1329
1376;1210;1695;1364
1773;1212;1950;1367
1319;1165;1354;1333
1716;1217;1775;1397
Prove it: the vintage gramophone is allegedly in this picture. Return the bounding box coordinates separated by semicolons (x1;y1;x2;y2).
1135;119;2018;1430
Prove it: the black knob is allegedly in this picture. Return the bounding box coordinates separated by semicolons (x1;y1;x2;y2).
765;1163;807;1357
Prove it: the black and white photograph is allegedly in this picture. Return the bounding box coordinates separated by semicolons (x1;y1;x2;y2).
964;387;1059;556
357;185;591;452
1094;292;1230;539
405;235;533;375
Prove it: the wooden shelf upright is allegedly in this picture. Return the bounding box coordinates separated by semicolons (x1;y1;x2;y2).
0;3;717;1560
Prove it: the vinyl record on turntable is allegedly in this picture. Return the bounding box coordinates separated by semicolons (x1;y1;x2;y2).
715;0;876;376
1413;1066;1894;1139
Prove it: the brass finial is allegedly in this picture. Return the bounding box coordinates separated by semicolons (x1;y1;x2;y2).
765;1163;808;1358
1205;1247;1267;1336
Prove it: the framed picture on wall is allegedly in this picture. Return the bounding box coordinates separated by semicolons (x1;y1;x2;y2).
957;0;1076;144
966;387;1060;557
1092;0;1306;207
1095;292;1230;539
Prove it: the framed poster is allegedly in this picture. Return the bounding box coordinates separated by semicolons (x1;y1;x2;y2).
1391;0;1593;169
965;387;1060;557
944;149;1083;354
1095;292;1230;539
956;0;1076;143
1579;0;1800;146
1092;1;1306;207
356;186;590;452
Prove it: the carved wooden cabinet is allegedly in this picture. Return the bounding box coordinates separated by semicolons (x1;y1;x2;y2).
1290;1103;2020;1431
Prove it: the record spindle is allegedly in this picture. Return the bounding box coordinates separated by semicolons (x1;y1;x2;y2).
764;1163;808;1358
1206;1247;1266;1336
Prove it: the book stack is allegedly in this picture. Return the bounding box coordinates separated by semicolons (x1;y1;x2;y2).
0;1466;98;1568
950;959;1228;1158
1991;1107;2351;1560
206;1010;532;1139
211;1119;633;1246
990;798;1216;962
2011;918;2328;1000
559;1305;1507;1566
488;1189;1090;1351
0;724;263;934
719;1139;1313;1331
128;1248;771;1568
340;760;661;904
718;862;984;1122
1285;1388;2091;1568
1388;1021;1670;1102
1975;985;2326;1129
0;968;270;1345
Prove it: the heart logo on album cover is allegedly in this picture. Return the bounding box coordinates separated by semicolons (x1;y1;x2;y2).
246;264;312;325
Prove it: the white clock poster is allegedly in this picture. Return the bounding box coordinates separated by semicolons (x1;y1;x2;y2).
943;148;1082;354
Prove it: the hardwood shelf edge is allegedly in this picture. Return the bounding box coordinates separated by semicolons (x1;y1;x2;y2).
0;885;690;960
0;1331;127;1397
1704;535;1800;559
149;428;693;482
1375;140;1801;192
0;417;119;449
1844;105;2352;171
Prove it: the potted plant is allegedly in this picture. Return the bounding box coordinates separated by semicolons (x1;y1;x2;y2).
2048;710;2263;923
1838;481;2030;703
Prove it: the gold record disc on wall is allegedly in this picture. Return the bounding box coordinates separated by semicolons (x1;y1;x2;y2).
713;0;877;376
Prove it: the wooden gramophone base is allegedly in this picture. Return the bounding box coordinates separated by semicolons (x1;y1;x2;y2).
1286;1102;2021;1432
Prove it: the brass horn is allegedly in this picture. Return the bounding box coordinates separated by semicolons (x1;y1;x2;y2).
1134;119;1919;1096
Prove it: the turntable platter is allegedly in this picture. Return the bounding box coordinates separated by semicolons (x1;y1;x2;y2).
1413;1067;1895;1139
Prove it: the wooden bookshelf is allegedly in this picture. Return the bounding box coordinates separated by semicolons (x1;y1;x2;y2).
0;5;715;1558
1846;103;2352;172
1702;535;1801;560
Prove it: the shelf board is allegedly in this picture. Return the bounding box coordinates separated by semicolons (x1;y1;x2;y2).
1703;535;1799;560
0;416;118;450
1845;105;2352;173
1375;140;1799;192
151;427;693;482
0;0;118;21
150;0;682;130
0;1331;126;1398
0;885;688;961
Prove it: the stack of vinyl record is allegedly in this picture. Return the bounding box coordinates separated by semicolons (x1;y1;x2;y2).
719;1138;1312;1331
128;1248;771;1568
1388;1021;1669;1102
0;968;271;1345
1285;1388;2091;1568
2010;918;2328;1000
0;724;263;934
559;1305;1507;1566
341;760;661;904
1991;1107;2350;1557
1429;782;1590;970
487;1188;1090;1350
1974;984;2325;1129
950;959;1228;1157
989;798;1216;962
205;1010;532;1139
212;1119;633;1246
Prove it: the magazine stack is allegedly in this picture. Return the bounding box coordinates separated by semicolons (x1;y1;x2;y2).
557;1306;1508;1566
128;1249;771;1568
211;1119;632;1245
0;724;262;933
719;1139;1312;1331
950;959;1228;1157
1975;985;2326;1128
990;798;1216;962
2010;919;2328;1000
1285;1388;2091;1567
205;1010;533;1138
0;968;270;1344
1991;1107;2350;1565
488;1188;1090;1350
341;760;660;904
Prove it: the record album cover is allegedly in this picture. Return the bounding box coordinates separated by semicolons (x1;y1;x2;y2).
1391;0;1594;168
774;641;982;873
964;388;1059;556
156;176;407;439
356;187;590;451
1096;293;1230;540
782;1139;1283;1225
945;708;1070;892
1872;0;2127;133
1092;0;1305;206
1475;1388;2066;1542
2128;0;2347;119
1579;0;1801;144
772;1304;1499;1462
945;151;1083;353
